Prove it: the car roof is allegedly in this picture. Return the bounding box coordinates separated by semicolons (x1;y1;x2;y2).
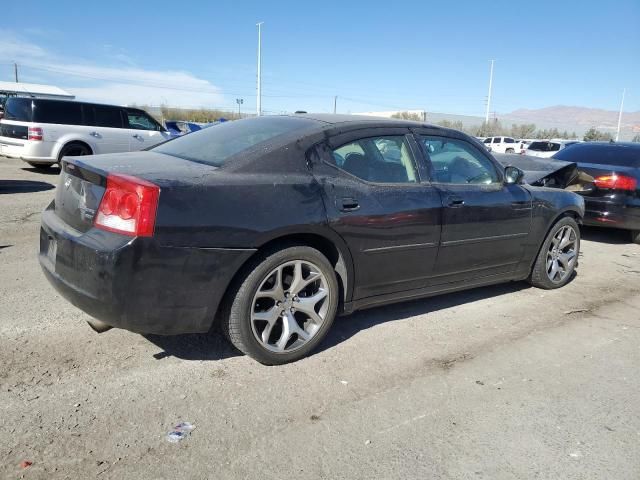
284;113;440;129
569;141;640;149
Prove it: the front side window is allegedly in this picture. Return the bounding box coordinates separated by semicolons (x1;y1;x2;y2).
420;136;500;185
483;138;491;144
127;111;160;131
331;135;418;184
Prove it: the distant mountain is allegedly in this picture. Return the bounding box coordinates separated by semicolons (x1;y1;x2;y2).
502;106;640;139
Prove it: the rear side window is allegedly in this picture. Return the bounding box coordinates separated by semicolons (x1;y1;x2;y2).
492;137;500;143
153;116;318;167
89;105;124;128
331;135;418;183
32;100;82;125
505;137;515;143
3;97;33;121
554;144;640;167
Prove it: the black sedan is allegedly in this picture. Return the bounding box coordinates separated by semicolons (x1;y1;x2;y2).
40;115;585;364
552;142;640;243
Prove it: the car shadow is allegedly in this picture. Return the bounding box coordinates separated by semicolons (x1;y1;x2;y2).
143;281;532;362
581;226;631;245
315;281;531;355
0;180;55;194
21;166;61;176
144;330;241;361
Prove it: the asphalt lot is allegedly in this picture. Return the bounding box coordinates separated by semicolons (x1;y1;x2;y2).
1;155;639;479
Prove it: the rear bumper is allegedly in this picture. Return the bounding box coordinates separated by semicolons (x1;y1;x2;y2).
0;137;57;163
39;207;255;335
582;196;640;231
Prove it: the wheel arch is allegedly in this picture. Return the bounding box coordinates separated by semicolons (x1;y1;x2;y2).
529;208;582;272
55;139;94;161
212;229;355;329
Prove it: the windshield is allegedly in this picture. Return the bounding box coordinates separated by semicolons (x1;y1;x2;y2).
528;141;560;152
153;116;320;167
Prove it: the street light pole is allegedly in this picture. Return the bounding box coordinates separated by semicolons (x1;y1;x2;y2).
615;88;626;141
256;22;264;116
485;59;494;124
236;98;244;118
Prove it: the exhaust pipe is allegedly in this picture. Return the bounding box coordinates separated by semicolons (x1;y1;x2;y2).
86;319;113;333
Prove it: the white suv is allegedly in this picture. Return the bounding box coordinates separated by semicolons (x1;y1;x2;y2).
482;136;519;154
0;97;171;167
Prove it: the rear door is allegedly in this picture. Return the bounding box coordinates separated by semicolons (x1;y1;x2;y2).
311;127;442;299
83;104;129;154
415;131;532;284
125;109;170;151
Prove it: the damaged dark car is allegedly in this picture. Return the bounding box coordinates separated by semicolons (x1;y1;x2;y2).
40;115;585;364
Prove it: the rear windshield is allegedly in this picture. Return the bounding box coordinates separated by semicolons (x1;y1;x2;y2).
4;97;33;121
153;116;320;167
553;144;640;167
529;141;560;152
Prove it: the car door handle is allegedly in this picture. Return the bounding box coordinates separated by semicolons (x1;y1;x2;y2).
446;195;465;207
132;134;141;139
339;197;360;212
90;131;100;137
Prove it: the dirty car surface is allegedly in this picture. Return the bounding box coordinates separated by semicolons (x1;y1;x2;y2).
39;115;585;364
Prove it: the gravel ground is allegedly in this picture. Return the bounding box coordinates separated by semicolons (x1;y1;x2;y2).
1;156;639;479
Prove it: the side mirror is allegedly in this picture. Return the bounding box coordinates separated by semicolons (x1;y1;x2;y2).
504;165;525;185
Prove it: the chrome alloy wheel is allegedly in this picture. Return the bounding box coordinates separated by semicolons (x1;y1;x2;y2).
546;225;578;283
251;260;330;353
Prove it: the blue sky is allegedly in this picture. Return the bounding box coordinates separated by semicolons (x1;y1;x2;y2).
1;0;638;116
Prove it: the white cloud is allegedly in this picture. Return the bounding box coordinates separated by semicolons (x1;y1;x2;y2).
0;30;224;108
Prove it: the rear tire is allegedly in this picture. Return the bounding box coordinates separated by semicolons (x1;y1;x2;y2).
631;230;640;244
222;245;339;365
57;142;92;161
506;148;515;154
528;216;580;289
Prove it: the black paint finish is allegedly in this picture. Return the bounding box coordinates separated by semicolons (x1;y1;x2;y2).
39;115;585;335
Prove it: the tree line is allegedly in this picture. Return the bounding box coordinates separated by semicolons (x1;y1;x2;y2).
390;111;636;142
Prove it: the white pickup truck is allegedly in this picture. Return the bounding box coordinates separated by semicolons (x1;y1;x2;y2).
482;136;521;154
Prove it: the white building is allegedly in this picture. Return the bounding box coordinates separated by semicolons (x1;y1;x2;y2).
0;81;75;101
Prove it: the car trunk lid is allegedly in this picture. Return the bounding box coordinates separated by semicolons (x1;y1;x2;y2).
55;150;218;233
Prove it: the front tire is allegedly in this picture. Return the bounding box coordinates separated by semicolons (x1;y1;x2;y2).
631;230;640;244
528;216;580;289
223;245;339;365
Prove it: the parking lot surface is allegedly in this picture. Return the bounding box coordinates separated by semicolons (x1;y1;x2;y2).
1;156;639;479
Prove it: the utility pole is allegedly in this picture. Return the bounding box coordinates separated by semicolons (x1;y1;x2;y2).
485;59;494;124
333;96;337;114
14;62;18;83
236;98;244;118
615;88;626;141
256;22;264;116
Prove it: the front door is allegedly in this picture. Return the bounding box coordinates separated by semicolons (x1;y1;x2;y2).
125;110;170;151
311;129;442;299
416;133;532;284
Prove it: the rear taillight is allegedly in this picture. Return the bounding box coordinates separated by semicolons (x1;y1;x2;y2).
28;127;43;141
94;173;160;237
593;174;637;191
